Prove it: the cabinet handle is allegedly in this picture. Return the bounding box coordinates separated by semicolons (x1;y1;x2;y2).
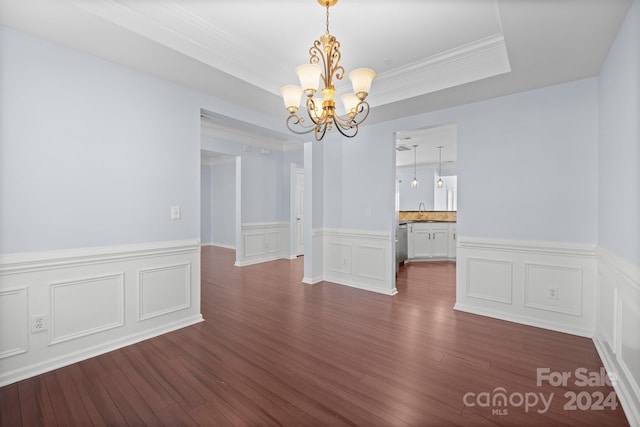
428;233;431;239
454;233;456;240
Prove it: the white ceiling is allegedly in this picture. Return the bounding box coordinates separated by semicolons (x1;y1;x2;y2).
0;0;632;155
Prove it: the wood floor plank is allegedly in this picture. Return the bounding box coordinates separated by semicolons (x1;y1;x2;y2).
0;383;21;427
43;368;93;426
16;377;56;427
98;370;162;426
0;246;630;426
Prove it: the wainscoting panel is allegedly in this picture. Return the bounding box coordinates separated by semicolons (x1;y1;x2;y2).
138;264;191;321
0;288;28;359
593;247;640;427
597;271;617;351
244;233;266;258
327;242;352;275
0;240;202;387
524;263;583;316
236;222;289;266
50;274;125;345
322;229;395;295
619;299;640;393
356;245;386;281
455;237;596;337
465;258;513;304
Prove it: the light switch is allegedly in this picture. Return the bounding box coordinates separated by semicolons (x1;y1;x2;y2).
365;207;372;217
171;206;181;220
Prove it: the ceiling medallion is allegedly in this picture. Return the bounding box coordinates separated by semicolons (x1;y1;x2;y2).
281;0;375;141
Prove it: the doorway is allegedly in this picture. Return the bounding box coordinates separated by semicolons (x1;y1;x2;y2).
200;150;237;250
394;124;458;281
294;169;305;256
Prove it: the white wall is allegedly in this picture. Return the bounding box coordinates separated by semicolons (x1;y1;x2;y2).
598;0;640;267
595;1;640;424
241;151;285;223
357;78;598;243
210;161;236;248
200;160;236;248
200;164;213;244
323;129;396;232
0;27;204;253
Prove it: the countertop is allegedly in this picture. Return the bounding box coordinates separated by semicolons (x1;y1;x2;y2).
399;211;457;223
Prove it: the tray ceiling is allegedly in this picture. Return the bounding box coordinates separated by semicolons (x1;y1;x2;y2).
0;0;632;139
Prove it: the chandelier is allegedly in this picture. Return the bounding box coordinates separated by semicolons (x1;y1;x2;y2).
280;0;376;141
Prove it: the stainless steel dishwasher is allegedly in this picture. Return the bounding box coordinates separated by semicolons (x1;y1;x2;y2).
396;223;408;270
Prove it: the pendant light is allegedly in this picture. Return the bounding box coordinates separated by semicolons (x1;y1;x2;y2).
411;145;419;188
437;146;444;188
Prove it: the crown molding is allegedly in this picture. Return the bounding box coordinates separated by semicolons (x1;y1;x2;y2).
356;34;511;107
73;0;289;94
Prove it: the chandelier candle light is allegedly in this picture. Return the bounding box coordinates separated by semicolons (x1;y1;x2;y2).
281;0;376;141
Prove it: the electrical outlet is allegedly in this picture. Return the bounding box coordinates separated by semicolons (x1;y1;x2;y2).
31;314;48;333
547;287;559;300
171;206;181;220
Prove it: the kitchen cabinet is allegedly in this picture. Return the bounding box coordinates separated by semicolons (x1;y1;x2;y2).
408;222;451;260
448;224;456;258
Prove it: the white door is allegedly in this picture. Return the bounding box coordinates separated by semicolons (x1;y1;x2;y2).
295;171;304;256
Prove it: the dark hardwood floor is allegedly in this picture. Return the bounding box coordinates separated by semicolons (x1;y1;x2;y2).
0;246;630;426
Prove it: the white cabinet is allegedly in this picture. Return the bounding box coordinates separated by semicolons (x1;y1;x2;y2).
448;224;457;259
408;222;452;260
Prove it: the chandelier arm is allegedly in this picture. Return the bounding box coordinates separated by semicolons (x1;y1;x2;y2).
305;97;327;126
351;101;370;124
309;42;322;65
332;113;354;128
332;118;358;138
328;40;344;84
286;114;318;135
309;42;328;88
314;122;329;141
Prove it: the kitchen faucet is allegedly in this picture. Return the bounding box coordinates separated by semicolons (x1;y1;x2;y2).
418;201;425;217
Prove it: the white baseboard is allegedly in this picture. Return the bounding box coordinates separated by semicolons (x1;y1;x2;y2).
202;243;236;250
324;276;398;296
235;255;286;267
593;335;640;427
0;239;202;386
453;302;593;337
0;315;202;387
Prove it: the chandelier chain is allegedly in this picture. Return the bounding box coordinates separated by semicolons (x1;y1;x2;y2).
325;3;330;34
